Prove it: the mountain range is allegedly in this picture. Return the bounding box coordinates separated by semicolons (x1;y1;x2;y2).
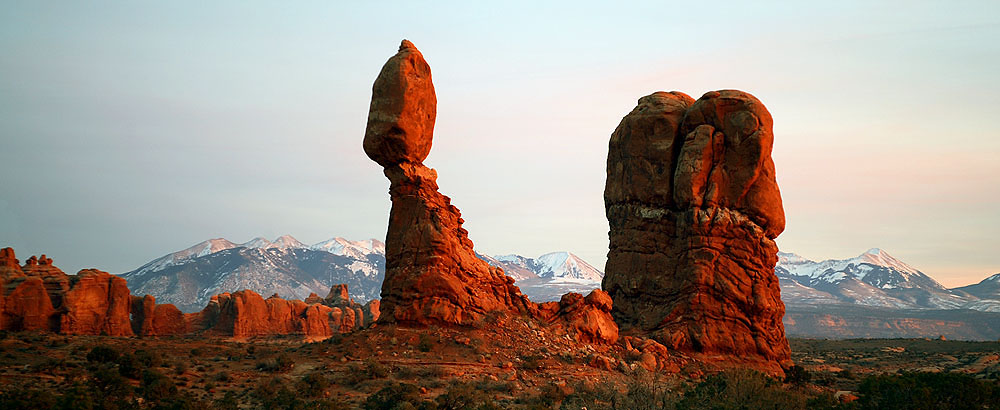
119;236;1000;339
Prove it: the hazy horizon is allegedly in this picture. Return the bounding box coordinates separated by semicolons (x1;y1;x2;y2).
2;1;998;288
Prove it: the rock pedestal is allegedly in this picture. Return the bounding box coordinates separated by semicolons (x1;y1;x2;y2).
603;90;790;366
365;41;535;326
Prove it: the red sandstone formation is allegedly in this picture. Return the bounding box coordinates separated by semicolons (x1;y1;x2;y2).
603;90;790;368
538;289;618;344
59;269;133;336
365;40;536;326
364;39;436;168
0;247;369;340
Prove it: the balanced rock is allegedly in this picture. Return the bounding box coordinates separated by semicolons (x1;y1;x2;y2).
603;90;789;367
364;39;436;167
366;41;535;325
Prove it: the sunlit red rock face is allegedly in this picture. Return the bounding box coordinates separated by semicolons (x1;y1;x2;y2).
366;40;536;326
603;90;790;368
0;249;133;336
537;289;618;344
1;247;369;339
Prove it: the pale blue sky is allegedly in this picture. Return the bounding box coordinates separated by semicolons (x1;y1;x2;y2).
2;1;998;287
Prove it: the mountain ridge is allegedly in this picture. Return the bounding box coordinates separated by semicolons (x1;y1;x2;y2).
119;237;1000;339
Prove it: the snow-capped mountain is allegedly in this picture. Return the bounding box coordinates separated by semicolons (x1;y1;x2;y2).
490;252;603;281
121;236;604;311
477;251;605;302
121;235;385;312
953;273;1000;299
776;249;992;311
310;237;385;260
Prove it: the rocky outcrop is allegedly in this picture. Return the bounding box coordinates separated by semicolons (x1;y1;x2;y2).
366;40;536;326
58;269;133;336
538;289;618;343
0;247;23;279
174;283;374;339
603;90;790;367
0;247;371;340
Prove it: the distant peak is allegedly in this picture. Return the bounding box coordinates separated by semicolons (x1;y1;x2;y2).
864;248;884;255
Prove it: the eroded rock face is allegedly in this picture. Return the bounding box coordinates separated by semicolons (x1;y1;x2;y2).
603;90;789;366
367;41;535;326
538;289;618;344
59;269;133;336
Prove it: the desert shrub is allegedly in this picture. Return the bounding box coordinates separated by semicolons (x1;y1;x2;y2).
0;388;58;410
174;361;189;375
365;359;391;379
86;345;119;363
363;382;429;410
784;365;812;386
417;334;435;353
254;377;346;410
518;354;542;371
141;369;179;405
676;368;808;410
856;372;1000;410
436;381;501;410
837;368;857;380
116;353;143;379
33;357;68;372
90;363;131;397
214;371;232;383
257;353;295;373
298;371;332;397
213;391;240;410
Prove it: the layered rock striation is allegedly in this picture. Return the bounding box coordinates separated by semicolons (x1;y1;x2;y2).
0;247;369;340
603;90;789;366
365;40;536;326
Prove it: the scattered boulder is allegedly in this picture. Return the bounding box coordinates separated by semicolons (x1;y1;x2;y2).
603;90;790;367
366;40;536;326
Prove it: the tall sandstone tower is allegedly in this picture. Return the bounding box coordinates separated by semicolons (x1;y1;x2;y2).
602;90;791;369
